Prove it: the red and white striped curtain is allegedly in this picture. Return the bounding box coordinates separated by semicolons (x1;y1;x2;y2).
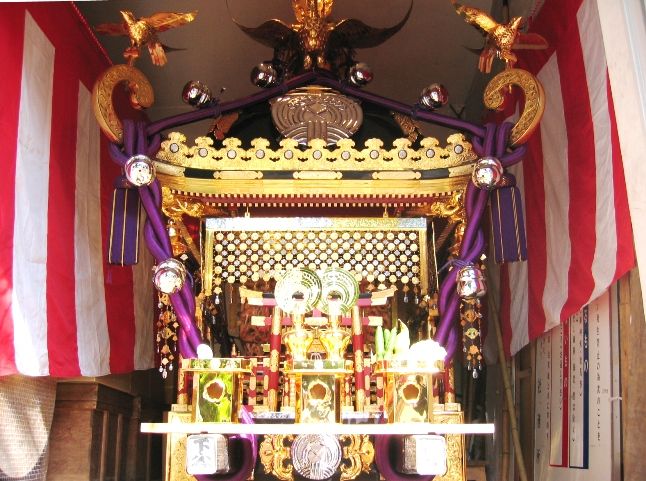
495;0;634;356
0;4;154;377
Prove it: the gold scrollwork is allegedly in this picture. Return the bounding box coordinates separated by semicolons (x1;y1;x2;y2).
92;64;154;143
433;411;465;481
339;434;374;481
259;434;295;481
484;68;545;146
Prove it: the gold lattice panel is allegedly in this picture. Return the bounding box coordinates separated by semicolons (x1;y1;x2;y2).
203;217;428;296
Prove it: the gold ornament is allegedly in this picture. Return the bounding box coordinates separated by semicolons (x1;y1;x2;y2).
92;64;154;143
157;133;476;172
452;2;548;73
156;293;178;378
270;87;363;145
484;68;546;146
259;435;295;481
339;435;374;481
95;10;197;66
233;0;412;72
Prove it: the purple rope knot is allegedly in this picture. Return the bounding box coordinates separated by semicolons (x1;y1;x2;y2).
438;258;472;274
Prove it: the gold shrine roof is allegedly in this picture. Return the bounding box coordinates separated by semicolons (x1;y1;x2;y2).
155;133;477;200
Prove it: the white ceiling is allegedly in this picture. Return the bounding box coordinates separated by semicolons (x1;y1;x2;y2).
78;0;534;137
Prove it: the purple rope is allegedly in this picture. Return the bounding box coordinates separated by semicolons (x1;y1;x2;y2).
496;123;512;158
444;327;459;362
170;291;203;348
143;222;167;260
178;330;196;359
435;121;526;354
139;186;173;254
472;136;484;156
108;119;205;358
146;71;486;138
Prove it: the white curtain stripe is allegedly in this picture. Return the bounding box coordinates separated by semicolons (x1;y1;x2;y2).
75;83;110;376
538;54;572;332
578;0;618;302
12;13;55;376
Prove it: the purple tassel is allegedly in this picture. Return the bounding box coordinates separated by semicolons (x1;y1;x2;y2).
489;175;527;263
107;187;142;265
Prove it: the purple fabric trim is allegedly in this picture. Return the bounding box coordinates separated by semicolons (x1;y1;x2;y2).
146;71;486;138
490;181;528;263
107;187;140;265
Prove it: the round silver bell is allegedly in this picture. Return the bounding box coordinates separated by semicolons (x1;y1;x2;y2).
419;83;449;110
250;62;282;88
348;62;374;87
456;264;487;299
472;156;504;190
182;80;213;108
124;154;155;187
153;258;187;294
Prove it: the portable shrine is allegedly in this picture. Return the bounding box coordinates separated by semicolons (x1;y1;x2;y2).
90;0;546;480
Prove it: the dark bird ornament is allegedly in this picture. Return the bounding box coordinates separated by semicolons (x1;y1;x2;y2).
231;0;412;77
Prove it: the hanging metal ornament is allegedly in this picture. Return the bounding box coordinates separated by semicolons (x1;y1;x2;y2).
124;154;155;186
472;156;504;190
419;83;449;110
182;80;214;108
348;62;374;87
250;62;282;88
153;258;187;294
460;298;483;377
156;293;178;378
456;264;487;299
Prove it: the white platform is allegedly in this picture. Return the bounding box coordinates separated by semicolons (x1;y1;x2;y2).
140;422;495;436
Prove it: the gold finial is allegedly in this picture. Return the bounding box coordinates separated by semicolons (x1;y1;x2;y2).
292;0;334;24
95;10;197;67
